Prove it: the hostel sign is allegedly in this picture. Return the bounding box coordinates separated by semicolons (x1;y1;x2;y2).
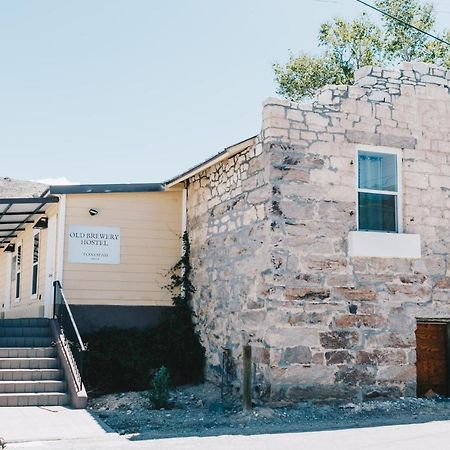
68;225;121;264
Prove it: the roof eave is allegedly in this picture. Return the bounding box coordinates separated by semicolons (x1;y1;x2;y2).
165;135;258;188
49;183;164;195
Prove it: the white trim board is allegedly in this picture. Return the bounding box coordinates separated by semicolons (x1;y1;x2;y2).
348;231;421;259
3;253;12;312
55;195;66;283
44;214;58;318
30;229;40;300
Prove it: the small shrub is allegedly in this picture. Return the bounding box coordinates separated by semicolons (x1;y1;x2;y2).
149;366;171;409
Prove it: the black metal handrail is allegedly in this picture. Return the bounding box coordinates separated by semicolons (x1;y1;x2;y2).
53;280;86;392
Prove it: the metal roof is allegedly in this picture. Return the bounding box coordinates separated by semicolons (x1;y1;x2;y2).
49;183;164;195
0;196;59;248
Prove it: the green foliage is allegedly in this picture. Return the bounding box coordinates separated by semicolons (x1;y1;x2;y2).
274;0;450;101
274;53;345;102
148;366;171;409
319;15;385;82
166;230;195;310
162;231;205;385
83;328;153;393
422;30;450;67
84;231;205;395
375;0;435;62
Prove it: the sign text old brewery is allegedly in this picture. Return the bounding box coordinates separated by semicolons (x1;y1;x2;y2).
68;225;120;264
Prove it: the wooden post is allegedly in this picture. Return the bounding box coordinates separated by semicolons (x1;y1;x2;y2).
446;323;450;396
242;345;252;411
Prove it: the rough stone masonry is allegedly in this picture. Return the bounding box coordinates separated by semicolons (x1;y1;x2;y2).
185;62;450;401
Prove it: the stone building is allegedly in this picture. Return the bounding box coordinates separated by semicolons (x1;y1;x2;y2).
167;62;450;401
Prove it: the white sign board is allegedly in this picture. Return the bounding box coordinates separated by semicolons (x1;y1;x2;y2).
68;225;121;265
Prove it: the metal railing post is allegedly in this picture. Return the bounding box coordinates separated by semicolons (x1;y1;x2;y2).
52;281;57;319
52;280;86;392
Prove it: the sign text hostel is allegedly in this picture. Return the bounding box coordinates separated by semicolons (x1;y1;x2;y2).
68;225;121;264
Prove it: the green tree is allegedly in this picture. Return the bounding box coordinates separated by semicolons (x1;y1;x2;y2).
274;0;450;101
422;30;450;67
376;0;435;62
318;15;385;82
273;53;345;102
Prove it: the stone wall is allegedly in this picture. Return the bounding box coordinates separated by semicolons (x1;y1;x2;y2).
187;62;450;401
186;140;273;391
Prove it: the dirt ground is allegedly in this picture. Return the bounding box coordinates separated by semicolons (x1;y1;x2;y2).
88;383;450;441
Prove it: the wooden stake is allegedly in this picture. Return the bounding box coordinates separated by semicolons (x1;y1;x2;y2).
242;345;252;411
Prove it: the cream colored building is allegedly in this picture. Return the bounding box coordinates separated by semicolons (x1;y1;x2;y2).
0;181;183;333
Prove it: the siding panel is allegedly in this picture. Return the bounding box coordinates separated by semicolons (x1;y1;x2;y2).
62;191;182;307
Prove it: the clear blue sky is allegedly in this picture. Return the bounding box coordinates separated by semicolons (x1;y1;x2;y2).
0;0;448;184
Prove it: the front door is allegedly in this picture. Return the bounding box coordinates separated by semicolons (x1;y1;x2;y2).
416;323;448;397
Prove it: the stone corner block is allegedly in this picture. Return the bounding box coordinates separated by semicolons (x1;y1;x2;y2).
354;66;373;81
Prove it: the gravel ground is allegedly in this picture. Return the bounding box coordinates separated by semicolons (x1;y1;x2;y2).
88;383;450;441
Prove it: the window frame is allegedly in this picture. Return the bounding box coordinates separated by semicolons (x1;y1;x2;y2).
30;229;40;299
14;241;22;302
355;146;403;233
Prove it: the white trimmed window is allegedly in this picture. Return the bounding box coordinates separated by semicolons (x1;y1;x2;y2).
356;148;402;233
14;242;22;301
31;230;40;298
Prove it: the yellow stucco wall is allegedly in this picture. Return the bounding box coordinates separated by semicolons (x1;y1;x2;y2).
62;191;182;306
1;203;60;318
0;189;183;318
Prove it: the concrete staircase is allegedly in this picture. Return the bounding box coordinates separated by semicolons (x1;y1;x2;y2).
0;318;69;407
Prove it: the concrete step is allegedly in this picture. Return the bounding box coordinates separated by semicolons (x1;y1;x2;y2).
0;318;50;328
0;347;56;358
0;336;53;347
0;392;69;407
0;327;52;337
0;357;59;369
0;380;66;393
0;368;63;381
0;319;73;408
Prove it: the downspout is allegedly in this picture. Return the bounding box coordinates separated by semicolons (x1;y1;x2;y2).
182;181;188;235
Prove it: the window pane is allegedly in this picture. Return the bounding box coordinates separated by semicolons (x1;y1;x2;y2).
16;272;21;299
17;245;22;268
32;265;38;295
358;192;397;232
33;234;40;264
358;151;397;191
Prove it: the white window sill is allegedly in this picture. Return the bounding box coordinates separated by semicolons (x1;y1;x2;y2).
348;231;421;259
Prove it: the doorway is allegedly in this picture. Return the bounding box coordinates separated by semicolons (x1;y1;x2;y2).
416;322;449;397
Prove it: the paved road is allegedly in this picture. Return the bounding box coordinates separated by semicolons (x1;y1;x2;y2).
6;420;450;449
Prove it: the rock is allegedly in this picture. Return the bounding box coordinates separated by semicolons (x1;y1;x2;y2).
335;366;376;385
320;331;360;349
363;386;402;400
424;389;438;399
208;401;233;413
325;350;354;365
254;407;275;418
280;346;313;365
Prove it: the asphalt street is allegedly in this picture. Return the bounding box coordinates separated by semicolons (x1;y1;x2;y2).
6;419;450;450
